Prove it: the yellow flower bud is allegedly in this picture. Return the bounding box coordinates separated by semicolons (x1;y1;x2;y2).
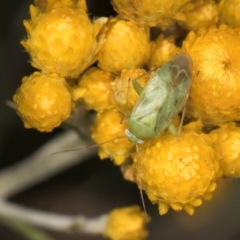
13;72;73;132
72;67;116;112
147;35;180;70
113;69;150;114
103;206;149;240
21;4;97;78
111;0;191;26
132;121;221;215
97;17;150;74
210;123;240;178
179;0;218;32
219;0;240;28
182;25;240;126
90;109;135;165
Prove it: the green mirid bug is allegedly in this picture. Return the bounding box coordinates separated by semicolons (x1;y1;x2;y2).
125;53;193;143
55;53;193;155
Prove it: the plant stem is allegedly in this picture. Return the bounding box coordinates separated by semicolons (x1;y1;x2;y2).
0;130;97;198
0;200;108;234
0;214;55;240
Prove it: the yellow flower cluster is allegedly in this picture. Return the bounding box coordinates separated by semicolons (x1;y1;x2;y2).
14;0;99;131
13;0;240;228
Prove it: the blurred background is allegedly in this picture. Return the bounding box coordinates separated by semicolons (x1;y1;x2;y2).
1;0;240;239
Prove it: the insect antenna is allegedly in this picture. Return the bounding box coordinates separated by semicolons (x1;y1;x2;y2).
53;135;126;154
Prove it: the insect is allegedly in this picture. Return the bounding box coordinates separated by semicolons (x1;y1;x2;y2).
125;53;193;143
56;53;193;154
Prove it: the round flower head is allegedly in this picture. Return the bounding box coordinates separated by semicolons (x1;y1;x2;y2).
111;0;192;26
103;206;149;240
219;0;240;28
132;121;221;215
13;72;73;132
72;67;116;112
90;109;135;165
97;17;150;74
21;2;97;78
113;68;150;114
179;0;218;32
182;25;240;126
210;123;240;178
147;34;180;70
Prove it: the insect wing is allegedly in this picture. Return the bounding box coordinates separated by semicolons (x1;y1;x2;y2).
128;62;171;140
131;65;170;121
155;53;193;134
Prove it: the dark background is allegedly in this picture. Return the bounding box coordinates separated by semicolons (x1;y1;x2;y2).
1;1;240;239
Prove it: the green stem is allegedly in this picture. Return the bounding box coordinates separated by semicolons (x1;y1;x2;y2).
0;215;55;240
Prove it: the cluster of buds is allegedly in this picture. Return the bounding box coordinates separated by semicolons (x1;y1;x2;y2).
13;0;240;238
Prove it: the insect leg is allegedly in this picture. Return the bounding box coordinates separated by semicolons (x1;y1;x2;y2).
167;106;187;137
132;79;144;95
177;106;186;136
167;123;178;136
135;144;147;217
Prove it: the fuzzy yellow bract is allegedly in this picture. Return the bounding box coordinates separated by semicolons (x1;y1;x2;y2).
90;109;135;165
183;25;240;126
103;206;149;240
13;72;73;132
210;123;240;178
147;35;180;70
132;121;221;215
21;3;97;78
219;0;240;28
179;0;218;32
97;18;150;74
72;67;116;112
113;69;150;114
111;0;191;26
